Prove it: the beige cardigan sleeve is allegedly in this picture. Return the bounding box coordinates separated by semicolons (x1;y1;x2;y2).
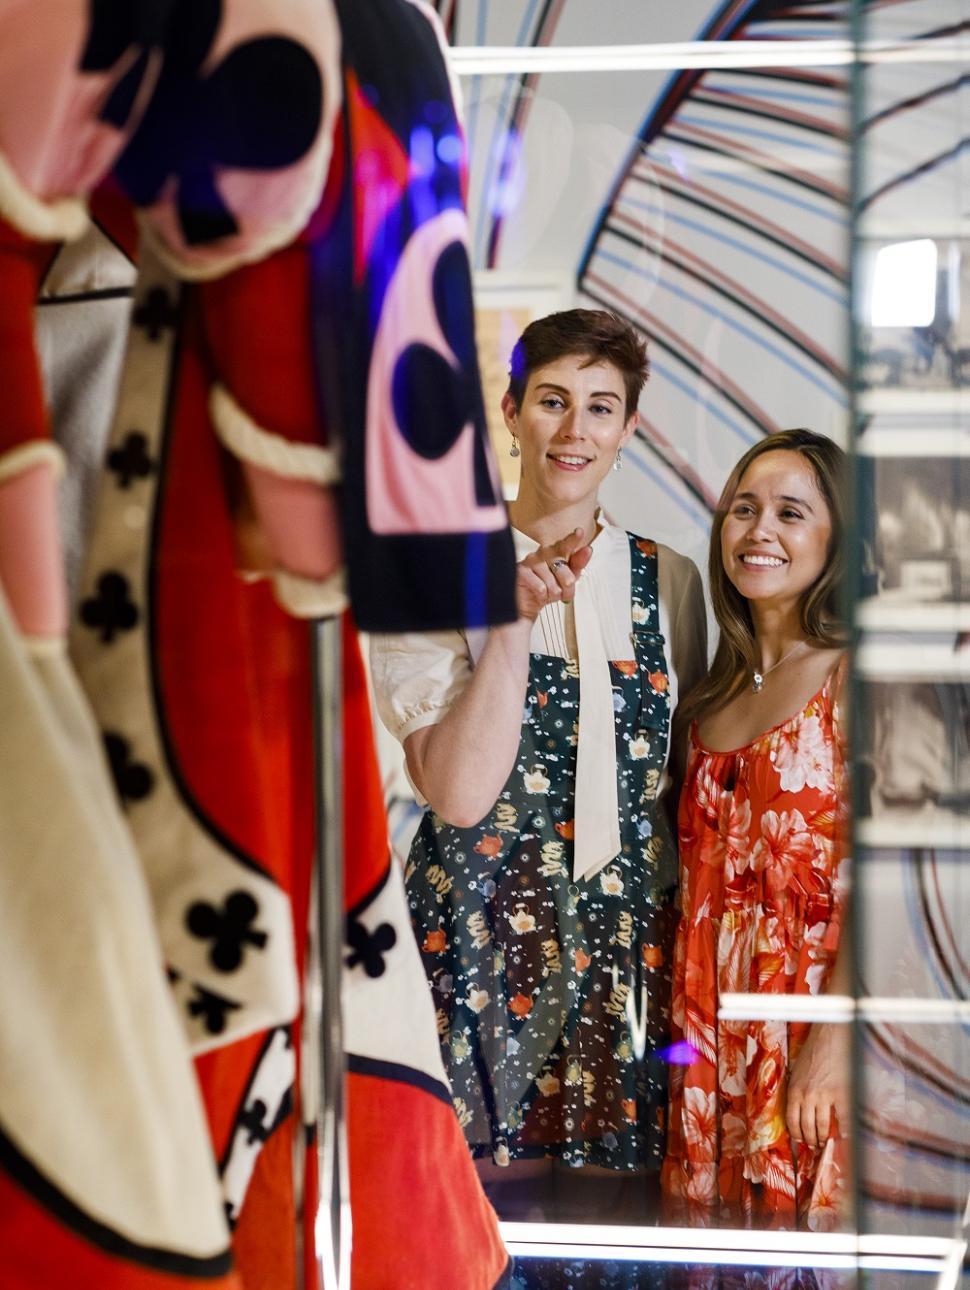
657;544;708;789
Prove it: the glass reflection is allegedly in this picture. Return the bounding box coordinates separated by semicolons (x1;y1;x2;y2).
370;308;696;1224
374;0;970;1275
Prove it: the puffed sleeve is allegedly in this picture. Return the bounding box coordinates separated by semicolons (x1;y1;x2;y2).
369;628;481;746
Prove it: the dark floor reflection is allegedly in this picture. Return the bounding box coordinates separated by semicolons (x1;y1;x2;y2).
483;1169;661;1225
505;1259;858;1290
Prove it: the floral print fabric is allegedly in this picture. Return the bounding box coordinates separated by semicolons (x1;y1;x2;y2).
406;536;678;1171
662;664;848;1240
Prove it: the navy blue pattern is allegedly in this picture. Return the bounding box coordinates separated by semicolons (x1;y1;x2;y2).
407;536;678;1171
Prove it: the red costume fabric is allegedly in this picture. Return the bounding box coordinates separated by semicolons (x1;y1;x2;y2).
0;2;512;1286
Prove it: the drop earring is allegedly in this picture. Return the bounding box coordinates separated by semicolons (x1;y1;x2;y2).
613;448;623;471
509;435;520;458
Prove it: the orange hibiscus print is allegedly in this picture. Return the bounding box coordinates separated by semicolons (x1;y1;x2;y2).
636;539;657;556
641;943;664;969
554;819;575;839
664;660;847;1231
535;689;548;708
473;835;502;857
621;1099;637;1122
647;670;668;693
573;948;591;973
509;993;533;1018
612;659;637;677
422;929;447;953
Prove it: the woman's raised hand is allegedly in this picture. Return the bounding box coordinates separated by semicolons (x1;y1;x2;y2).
516;527;593;622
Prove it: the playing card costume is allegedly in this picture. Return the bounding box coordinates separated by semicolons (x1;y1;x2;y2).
0;2;513;1287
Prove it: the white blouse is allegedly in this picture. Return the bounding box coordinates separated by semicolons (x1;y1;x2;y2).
369;517;708;873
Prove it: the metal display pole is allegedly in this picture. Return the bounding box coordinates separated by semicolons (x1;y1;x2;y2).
309;616;351;1290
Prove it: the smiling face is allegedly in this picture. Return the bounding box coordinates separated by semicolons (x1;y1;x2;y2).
720;449;833;614
503;354;636;520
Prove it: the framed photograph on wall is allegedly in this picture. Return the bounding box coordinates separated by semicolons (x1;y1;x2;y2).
857;679;970;847
473;271;571;498
858;454;970;630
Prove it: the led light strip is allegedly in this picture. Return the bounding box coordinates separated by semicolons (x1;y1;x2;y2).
498;1222;954;1273
502;1244;940;1273
450;38;968;76
936;1238;969;1290
718;993;970;1024
499;1221;954;1258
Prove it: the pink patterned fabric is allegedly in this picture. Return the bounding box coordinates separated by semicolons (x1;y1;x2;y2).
365;210;506;536
0;462;67;638
240;462;342;580
0;1;340;275
0;2;145;205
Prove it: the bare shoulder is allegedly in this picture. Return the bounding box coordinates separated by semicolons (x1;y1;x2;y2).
812;645;847;689
820;645;849;700
696;645;846;753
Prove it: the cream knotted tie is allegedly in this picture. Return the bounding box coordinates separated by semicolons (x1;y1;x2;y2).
572;571;621;882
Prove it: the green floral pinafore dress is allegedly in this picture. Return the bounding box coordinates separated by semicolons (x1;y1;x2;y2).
406;535;678;1171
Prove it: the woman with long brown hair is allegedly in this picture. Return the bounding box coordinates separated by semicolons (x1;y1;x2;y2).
662;429;850;1236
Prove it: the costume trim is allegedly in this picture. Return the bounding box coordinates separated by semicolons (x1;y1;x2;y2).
36;287;135;308
217;1027;295;1226
0;440;66;485
0;1120;233;1277
209;384;341;484
21;634;66;658
71;249;299;1054
347;1055;453;1107
272;567;348;619
345;861;393;923
0;152;88;244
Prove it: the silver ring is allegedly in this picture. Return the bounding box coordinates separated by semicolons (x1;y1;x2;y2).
549;558;568;571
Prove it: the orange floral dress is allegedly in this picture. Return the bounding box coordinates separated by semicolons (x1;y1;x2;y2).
662;666;848;1235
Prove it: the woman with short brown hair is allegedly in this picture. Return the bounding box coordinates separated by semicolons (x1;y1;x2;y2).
371;308;707;1220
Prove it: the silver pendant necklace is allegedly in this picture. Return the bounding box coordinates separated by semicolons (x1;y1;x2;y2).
751;640;810;693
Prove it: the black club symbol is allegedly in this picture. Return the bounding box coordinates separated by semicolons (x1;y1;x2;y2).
133;288;178;342
391;240;497;508
110;0;324;246
238;1098;272;1146
103;732;154;806
187;983;242;1036
345;918;397;979
186;890;268;973
79;1;173;131
107;431;155;489
80;572;139;643
237;1088;292;1147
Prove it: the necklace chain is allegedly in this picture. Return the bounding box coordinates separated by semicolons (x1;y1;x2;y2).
751;640;809;693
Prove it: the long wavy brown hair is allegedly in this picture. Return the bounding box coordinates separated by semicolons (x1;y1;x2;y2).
679;429;848;728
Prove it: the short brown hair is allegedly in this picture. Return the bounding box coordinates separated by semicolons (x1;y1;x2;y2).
506;309;649;419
